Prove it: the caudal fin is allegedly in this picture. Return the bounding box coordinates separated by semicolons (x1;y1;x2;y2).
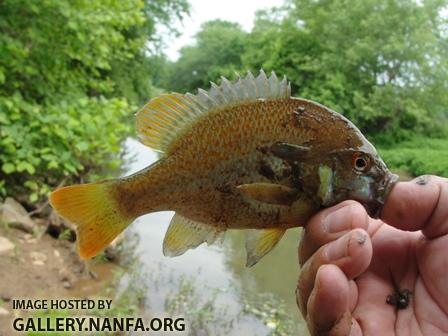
49;182;132;259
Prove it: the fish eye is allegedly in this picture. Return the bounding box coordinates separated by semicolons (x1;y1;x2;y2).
352;153;370;172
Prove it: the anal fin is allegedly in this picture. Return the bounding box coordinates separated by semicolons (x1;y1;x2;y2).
163;213;223;257
245;228;286;267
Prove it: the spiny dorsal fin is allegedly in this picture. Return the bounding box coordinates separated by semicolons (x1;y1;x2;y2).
245;228;286;267
136;70;291;153
163;213;224;257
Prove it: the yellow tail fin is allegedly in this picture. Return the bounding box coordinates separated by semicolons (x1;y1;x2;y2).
49;182;132;259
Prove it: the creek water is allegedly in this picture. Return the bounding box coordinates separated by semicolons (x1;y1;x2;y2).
120;138;309;335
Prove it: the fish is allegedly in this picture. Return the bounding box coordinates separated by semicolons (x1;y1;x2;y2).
49;70;399;267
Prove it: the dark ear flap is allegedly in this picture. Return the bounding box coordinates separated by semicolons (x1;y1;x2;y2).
268;142;310;161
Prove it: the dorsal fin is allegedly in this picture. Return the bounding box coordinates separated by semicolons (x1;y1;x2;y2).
136;70;291;153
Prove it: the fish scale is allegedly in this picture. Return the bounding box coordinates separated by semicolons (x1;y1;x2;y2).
50;70;398;266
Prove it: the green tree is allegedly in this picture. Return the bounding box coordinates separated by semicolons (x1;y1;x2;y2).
111;0;190;105
162;20;248;93
0;0;188;201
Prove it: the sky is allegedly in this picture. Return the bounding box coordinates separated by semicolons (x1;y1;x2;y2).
163;0;285;60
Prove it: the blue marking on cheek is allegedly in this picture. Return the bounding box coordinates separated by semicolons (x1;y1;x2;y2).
350;176;374;201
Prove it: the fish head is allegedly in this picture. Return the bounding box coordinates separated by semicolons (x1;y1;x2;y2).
322;141;399;218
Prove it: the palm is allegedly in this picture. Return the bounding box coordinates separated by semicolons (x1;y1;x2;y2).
351;219;448;335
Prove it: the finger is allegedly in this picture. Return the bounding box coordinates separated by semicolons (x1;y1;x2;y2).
381;176;448;238
297;229;372;316
299;201;369;265
416;234;448;317
306;264;356;336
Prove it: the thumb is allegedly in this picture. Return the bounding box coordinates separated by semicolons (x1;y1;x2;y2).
381;176;448;239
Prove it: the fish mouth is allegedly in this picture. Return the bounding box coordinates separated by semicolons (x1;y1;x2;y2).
365;172;399;219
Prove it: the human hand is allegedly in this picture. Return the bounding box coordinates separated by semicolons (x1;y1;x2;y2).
296;175;448;335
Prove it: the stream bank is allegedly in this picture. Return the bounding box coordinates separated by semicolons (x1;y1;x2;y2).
0;198;121;335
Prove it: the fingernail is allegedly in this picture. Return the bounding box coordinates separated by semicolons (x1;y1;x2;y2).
325;233;350;261
323;204;353;233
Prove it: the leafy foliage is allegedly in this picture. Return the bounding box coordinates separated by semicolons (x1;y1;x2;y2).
0;92;132;201
0;0;189;200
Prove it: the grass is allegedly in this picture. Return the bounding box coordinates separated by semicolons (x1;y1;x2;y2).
57;229;72;241
379;137;448;177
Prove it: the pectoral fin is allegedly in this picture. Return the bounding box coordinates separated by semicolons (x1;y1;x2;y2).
245;228;286;267
237;183;297;205
269;142;310;161
163;213;223;257
285;196;318;225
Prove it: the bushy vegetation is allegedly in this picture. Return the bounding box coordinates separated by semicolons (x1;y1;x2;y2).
0;0;189;200
380;137;448;177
